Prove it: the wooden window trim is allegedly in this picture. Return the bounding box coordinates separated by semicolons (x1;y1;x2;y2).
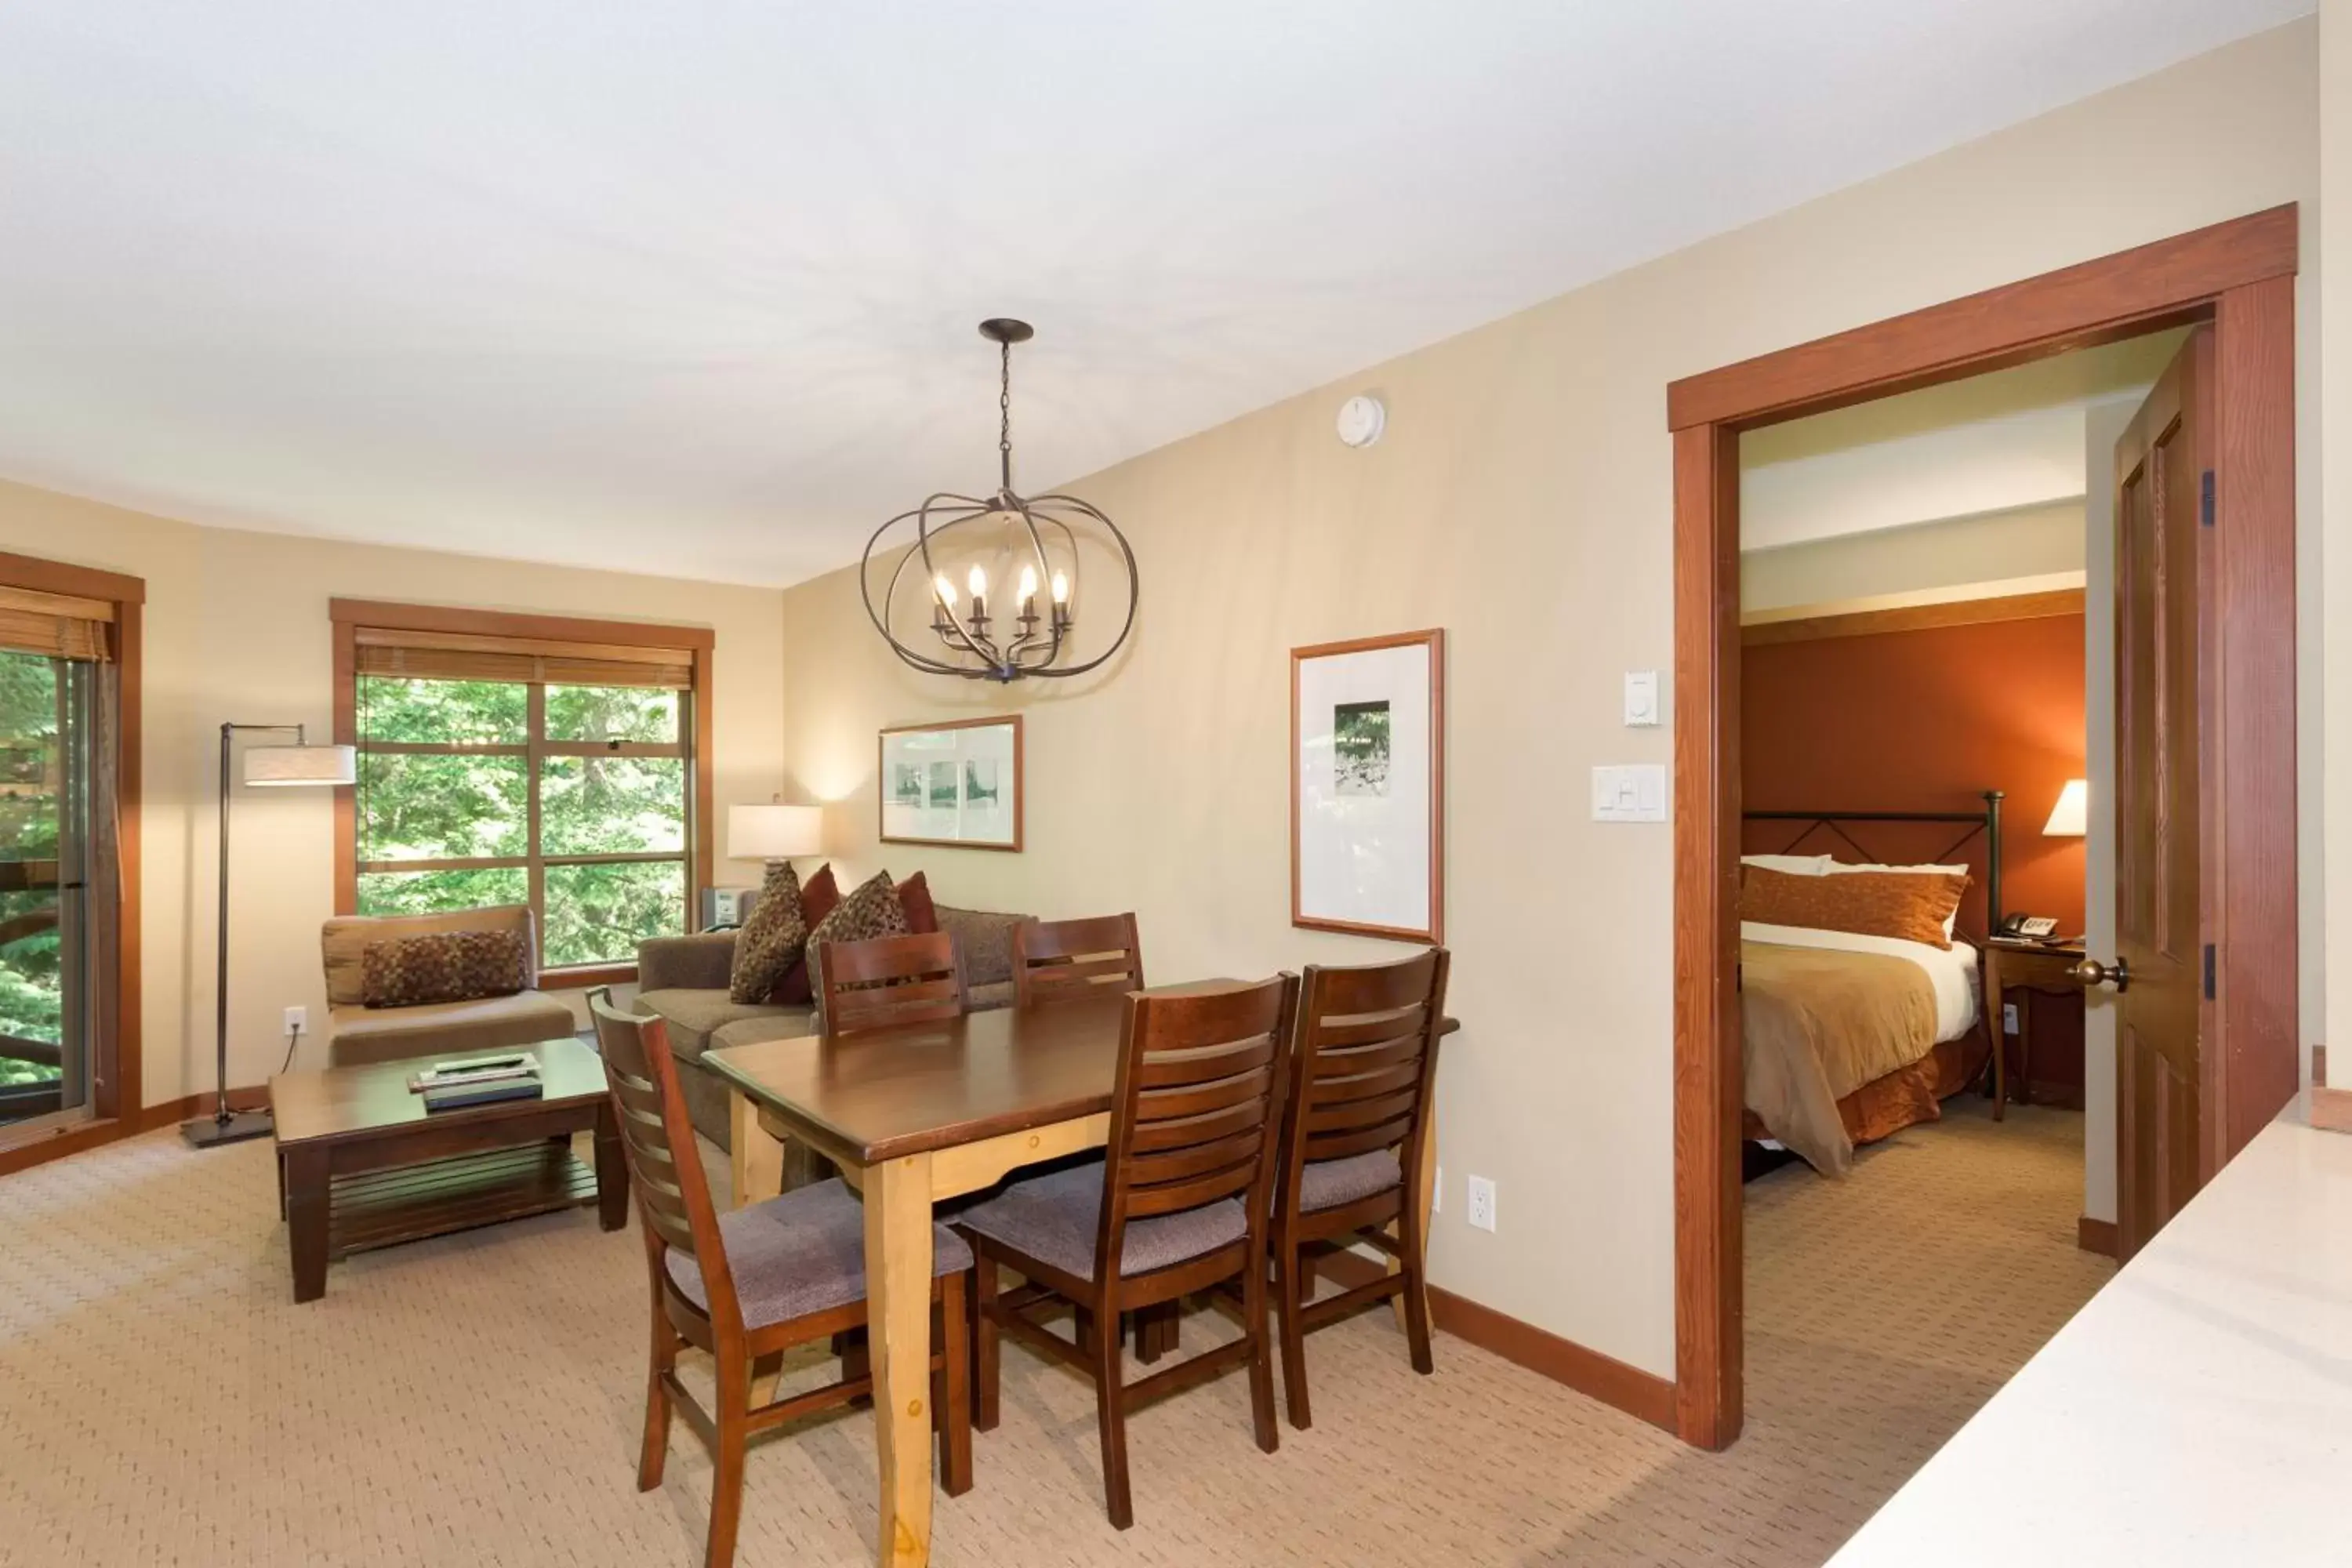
1664;205;2301;1451
331;600;717;982
0;550;142;1175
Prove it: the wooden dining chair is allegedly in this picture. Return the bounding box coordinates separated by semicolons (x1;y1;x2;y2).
955;975;1297;1530
1011;913;1145;1007
814;930;968;1037
1267;949;1450;1429
586;989;975;1568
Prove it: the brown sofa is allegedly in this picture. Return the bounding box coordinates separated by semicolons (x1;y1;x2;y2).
634;902;1033;1150
323;905;578;1068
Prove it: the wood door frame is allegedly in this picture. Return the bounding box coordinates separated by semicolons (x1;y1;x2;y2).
1666;205;2301;1450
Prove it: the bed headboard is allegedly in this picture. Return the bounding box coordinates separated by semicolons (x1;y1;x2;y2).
1740;789;2005;946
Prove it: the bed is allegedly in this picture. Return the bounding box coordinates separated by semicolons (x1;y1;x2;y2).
1737;794;2002;1175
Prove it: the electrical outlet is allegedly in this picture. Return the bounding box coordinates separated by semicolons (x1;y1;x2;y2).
2002;1003;2020;1036
285;1006;307;1036
1466;1174;1497;1233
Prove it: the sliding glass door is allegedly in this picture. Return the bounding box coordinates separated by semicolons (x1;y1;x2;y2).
0;650;99;1134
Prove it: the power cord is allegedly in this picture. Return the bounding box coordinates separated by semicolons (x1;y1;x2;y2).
275;1025;302;1077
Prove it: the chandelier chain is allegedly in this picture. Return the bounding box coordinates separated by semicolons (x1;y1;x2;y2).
997;339;1014;493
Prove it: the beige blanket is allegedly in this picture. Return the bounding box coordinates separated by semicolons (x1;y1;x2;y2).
1741;940;1940;1176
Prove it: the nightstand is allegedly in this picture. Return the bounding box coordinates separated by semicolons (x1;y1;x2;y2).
1983;935;2088;1120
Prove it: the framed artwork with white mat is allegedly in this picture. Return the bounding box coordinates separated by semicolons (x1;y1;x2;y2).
1290;629;1444;943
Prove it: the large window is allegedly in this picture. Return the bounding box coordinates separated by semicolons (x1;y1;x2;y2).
335;603;713;976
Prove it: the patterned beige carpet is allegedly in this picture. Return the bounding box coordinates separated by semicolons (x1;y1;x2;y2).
0;1098;2104;1567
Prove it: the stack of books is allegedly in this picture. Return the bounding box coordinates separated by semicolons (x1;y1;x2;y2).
408;1053;546;1112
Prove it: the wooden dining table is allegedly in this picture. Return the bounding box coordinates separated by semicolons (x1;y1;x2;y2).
702;983;1454;1568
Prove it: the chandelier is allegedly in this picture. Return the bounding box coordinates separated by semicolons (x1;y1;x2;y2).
860;319;1138;682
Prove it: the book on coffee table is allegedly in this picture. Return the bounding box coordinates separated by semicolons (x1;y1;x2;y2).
408;1053;539;1094
421;1075;546;1112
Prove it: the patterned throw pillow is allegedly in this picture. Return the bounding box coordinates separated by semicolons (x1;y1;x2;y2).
361;929;528;1008
1740;864;1969;951
729;861;808;1004
806;869;911;978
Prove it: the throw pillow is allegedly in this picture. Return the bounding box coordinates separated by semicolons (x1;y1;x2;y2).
361;928;528;1008
805;870;912;985
898;870;939;935
728;861;808;1004
1740;864;1969;950
772;862;839;1004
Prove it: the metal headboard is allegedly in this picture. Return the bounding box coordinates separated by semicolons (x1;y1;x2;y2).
1742;789;2005;942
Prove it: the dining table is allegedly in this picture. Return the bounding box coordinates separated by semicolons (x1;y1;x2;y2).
702;982;1456;1568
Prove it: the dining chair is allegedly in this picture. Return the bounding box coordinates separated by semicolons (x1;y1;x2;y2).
1011;913;1145;1007
814;930;969;1037
586;989;975;1568
1267;949;1451;1429
955;975;1298;1530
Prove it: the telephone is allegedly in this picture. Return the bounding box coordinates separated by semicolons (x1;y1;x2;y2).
1998;913;2060;940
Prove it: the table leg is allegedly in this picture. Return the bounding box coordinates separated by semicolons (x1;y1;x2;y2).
593;1098;629;1231
285;1144;331;1305
730;1088;783;1209
864;1152;936;1568
1390;1105;1438;1333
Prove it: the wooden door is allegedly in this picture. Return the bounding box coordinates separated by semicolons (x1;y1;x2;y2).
2110;328;2216;1263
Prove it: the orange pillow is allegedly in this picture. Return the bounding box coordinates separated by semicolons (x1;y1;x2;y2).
1740;864;1969;950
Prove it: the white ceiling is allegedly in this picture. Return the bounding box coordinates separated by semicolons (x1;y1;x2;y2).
1739;332;2189;552
0;2;2308;587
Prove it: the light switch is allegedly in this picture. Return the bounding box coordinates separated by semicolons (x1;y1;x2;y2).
1592;764;1669;822
1624;670;1660;727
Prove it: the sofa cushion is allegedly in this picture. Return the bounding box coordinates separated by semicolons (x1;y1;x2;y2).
636;988;801;1061
710;1010;819;1051
728;861;808;1004
955;1160;1248;1279
361;928;528;1008
936;906;1032;989
327;989;575;1068
664;1178;971;1328
774;863;840;1004
323;904;538;1007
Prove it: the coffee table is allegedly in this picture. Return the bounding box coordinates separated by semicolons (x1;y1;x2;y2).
269;1036;626;1303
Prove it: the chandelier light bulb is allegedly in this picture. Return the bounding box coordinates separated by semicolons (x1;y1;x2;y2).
1051;570;1070;604
1018;564;1038;604
967;564;988;599
935;574;957;608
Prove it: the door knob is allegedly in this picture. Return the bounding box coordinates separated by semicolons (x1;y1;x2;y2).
2071;955;2130;993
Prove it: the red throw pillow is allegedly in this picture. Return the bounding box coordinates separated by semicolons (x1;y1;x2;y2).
898;871;938;935
771;863;838;1004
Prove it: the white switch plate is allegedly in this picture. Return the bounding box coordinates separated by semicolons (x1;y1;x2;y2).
1592;764;1668;822
1466;1174;1497;1233
1623;670;1660;727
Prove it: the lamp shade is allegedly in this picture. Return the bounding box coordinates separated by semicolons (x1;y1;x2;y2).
728;803;822;861
2042;779;2088;837
244;743;356;787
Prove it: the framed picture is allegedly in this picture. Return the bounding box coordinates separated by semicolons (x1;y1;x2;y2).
878;715;1023;851
1291;629;1444;943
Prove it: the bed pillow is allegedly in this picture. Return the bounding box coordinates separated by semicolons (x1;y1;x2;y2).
1742;853;1834;876
1824;859;1972;938
1740;864;1970;950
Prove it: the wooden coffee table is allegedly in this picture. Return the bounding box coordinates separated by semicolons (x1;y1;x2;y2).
269;1036;626;1303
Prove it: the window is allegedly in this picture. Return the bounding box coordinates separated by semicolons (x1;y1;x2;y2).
333;603;713;976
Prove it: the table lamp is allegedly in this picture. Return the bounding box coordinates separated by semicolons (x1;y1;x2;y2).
728;802;823;866
2043;779;2088;837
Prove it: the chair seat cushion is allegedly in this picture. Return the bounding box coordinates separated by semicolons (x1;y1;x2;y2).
326;990;575;1068
1298;1148;1402;1213
955;1160;1247;1279
663;1178;973;1330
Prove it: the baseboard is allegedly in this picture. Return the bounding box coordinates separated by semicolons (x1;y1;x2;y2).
136;1085;270;1133
2076;1214;2118;1258
2310;1084;2352;1134
0;1087;274;1179
1319;1251;1677;1433
2314;1043;2327;1086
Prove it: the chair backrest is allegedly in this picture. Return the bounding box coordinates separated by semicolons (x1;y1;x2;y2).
587;988;742;1337
1097;975;1298;1286
1278;950;1451;1220
814;931;969;1036
1013;913;1145;1008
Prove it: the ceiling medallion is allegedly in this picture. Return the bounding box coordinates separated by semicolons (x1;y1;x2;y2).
861;318;1138;683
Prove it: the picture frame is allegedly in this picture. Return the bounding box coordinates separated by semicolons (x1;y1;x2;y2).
878;714;1023;851
1290;629;1444;944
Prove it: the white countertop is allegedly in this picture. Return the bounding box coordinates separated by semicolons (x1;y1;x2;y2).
1827;1093;2352;1567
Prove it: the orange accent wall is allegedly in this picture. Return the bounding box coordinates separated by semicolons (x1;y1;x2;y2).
1741;613;2087;933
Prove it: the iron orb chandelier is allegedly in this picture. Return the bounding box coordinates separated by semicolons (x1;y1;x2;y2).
860;318;1138;683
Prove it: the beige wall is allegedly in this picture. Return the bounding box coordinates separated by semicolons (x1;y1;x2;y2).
1739;499;2086;620
775;22;2320;1377
0;478;787;1110
2326;0;2352;1094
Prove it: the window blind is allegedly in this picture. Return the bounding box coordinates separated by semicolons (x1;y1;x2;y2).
352;627;693;689
0;585;113;662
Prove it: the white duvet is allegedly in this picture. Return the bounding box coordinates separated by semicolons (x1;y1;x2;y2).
1740;921;1980;1043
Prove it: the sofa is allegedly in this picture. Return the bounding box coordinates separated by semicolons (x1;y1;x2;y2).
634;902;1033;1150
323;904;578;1067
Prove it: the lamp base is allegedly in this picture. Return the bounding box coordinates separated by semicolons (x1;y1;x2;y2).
181;1108;275;1148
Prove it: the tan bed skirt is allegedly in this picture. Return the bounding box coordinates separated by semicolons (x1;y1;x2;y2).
1742;1026;1991;1150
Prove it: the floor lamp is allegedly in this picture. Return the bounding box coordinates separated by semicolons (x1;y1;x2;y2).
183;723;355;1149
